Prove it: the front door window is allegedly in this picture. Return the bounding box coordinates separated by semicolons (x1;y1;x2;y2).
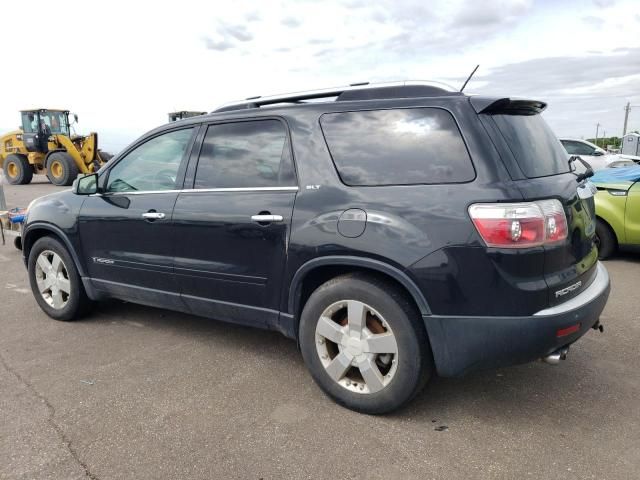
106;128;195;192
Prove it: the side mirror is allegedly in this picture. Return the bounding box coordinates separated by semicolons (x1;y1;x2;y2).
592;150;605;156
74;114;79;123
73;173;99;195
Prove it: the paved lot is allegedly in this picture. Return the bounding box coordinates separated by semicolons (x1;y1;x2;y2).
1;177;639;479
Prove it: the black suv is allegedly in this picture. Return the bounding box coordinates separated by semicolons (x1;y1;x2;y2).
21;81;610;414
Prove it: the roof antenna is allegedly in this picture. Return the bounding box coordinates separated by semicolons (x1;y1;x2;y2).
460;65;479;92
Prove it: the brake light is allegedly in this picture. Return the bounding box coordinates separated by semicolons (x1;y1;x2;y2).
469;200;568;248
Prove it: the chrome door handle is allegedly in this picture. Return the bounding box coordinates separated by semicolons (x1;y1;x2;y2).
142;212;166;220
251;214;283;223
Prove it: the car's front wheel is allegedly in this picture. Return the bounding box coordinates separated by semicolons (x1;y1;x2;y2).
299;274;432;414
595;219;616;260
28;236;93;321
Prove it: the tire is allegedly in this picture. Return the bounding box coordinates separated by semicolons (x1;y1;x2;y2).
46;152;79;186
3;153;33;185
595;219;616;260
95;150;113;172
28;236;93;321
299;273;433;414
97;150;113;163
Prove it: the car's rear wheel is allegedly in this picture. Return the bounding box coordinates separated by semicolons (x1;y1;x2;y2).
28;236;93;321
299;274;432;414
595;219;616;260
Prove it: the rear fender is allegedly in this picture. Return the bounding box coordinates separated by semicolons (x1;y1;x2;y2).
288;256;432;317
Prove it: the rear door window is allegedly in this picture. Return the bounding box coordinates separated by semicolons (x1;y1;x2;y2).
561;140;595;156
320;108;475;186
492;114;570;178
194;120;296;189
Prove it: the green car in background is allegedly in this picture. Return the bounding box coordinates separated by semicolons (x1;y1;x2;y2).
591;166;640;258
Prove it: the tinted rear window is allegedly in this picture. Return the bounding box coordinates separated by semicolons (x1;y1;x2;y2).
492;114;569;178
320;108;475;186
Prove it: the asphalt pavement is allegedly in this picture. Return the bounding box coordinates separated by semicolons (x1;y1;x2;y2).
1;176;639;479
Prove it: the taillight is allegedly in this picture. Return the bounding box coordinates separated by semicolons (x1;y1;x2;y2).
468;199;568;248
538;199;568;243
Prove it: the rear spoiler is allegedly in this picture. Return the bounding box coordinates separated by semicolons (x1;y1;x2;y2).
470;97;547;115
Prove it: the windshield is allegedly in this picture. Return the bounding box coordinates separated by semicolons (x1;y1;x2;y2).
492;114;570;178
39;111;70;136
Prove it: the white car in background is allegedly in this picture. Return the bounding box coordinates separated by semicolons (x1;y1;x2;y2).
559;138;637;170
559;138;610;170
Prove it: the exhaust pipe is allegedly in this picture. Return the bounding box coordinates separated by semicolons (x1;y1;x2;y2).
542;347;569;365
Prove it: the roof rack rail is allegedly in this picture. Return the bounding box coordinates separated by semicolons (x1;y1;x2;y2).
213;80;460;113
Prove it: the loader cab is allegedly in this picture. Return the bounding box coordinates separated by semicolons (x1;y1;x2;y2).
21;109;71;152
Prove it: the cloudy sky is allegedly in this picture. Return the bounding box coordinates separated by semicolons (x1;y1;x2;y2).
1;0;638;153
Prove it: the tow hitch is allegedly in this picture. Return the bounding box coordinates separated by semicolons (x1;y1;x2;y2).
592;320;604;333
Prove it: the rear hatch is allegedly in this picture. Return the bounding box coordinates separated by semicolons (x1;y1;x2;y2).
479;99;599;308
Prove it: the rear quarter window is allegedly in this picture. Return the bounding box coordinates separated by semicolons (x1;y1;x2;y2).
320;108;475;186
492;114;570;178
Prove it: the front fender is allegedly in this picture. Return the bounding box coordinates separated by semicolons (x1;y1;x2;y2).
22;190;86;274
22;223;86;276
594;189;627;243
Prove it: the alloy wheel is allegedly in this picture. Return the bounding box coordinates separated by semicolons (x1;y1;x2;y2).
315;300;398;394
34;250;71;309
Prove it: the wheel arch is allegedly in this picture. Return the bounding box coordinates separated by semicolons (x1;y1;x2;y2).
596;215;620;245
44;149;70;164
4;152;29;161
23;223;86;277
52;137;92;174
287;256;431;338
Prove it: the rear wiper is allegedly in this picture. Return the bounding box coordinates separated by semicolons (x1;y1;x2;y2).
568;155;594;183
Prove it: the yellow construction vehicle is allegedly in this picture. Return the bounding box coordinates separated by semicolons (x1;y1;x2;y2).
168;111;206;122
0;109;112;186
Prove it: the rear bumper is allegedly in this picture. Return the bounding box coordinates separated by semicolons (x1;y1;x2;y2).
424;262;610;377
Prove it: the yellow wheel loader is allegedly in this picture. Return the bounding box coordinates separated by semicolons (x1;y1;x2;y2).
0;109;112;186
